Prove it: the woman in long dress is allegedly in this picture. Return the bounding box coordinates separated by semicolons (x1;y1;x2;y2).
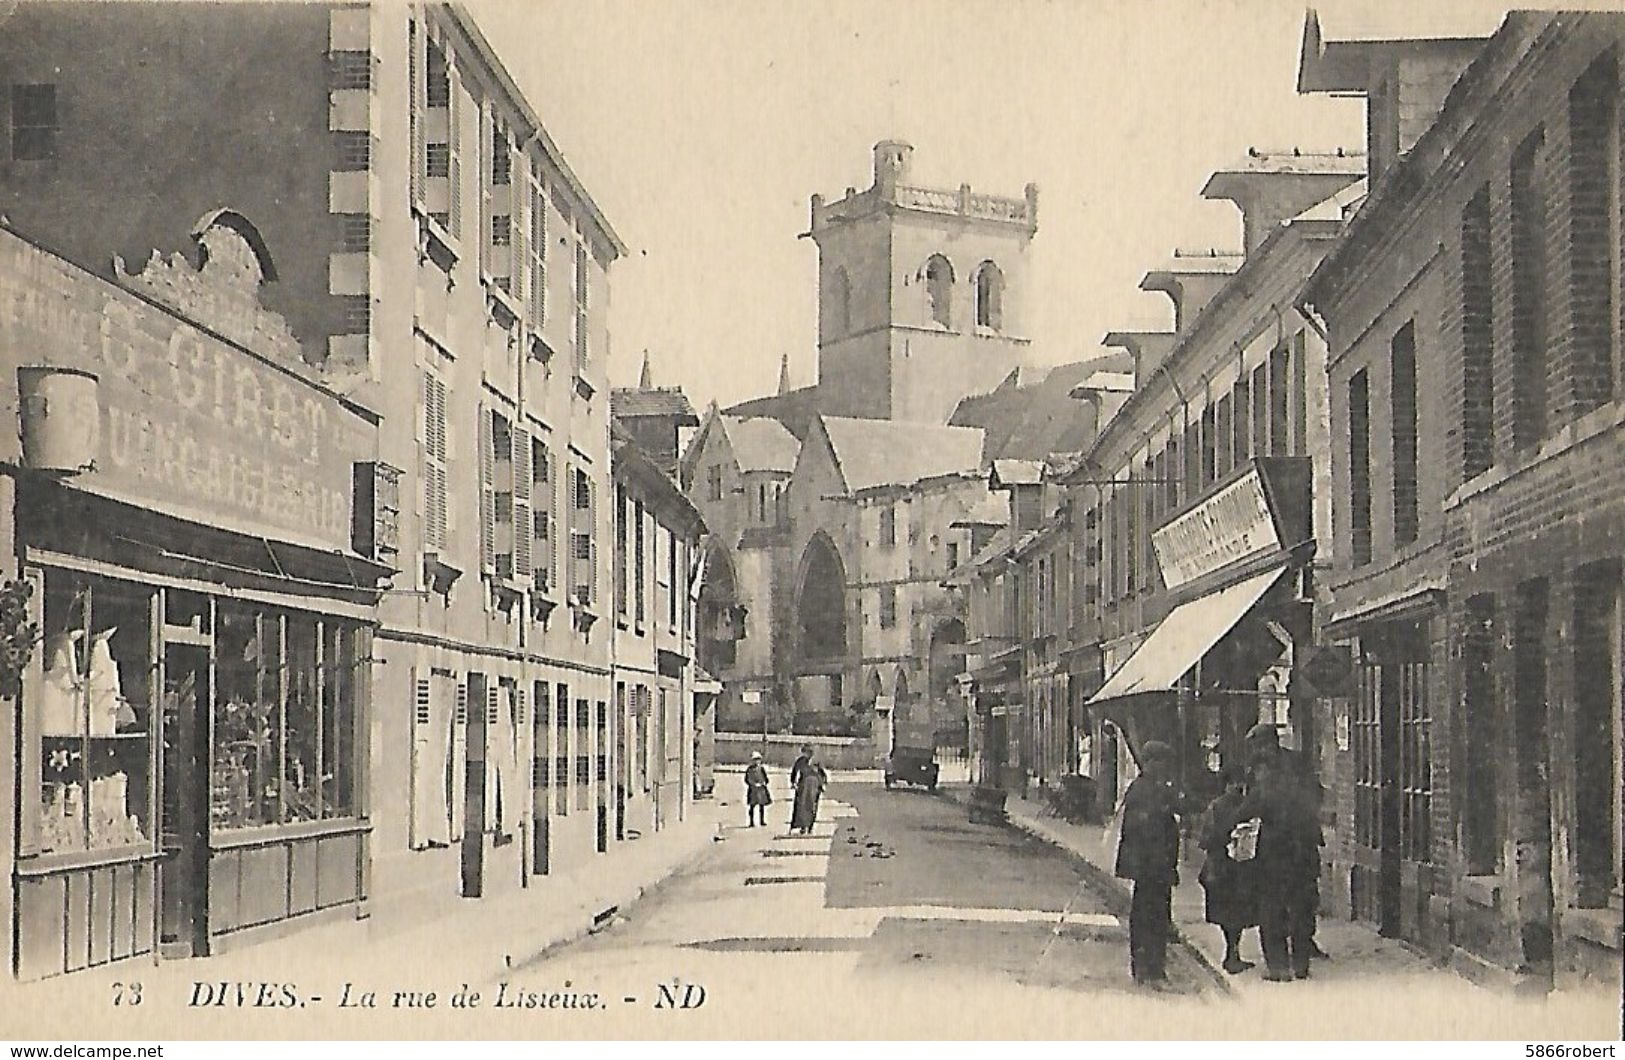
789;751;827;834
1198;766;1258;974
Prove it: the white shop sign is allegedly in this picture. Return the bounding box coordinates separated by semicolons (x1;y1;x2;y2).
1152;467;1280;590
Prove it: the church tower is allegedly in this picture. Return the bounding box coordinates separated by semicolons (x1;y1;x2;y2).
806;140;1038;424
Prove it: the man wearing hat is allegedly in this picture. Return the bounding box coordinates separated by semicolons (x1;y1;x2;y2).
743;752;771;827
1115;740;1182;985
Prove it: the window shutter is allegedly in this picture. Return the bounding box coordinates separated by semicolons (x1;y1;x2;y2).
587;478;598;605
478;408;495;574
421;372;449;552
534;443;553;594
447;63;463;239
478;107;491;277
510;154;526;305
513;426;532;578
409;19;424;206
420;371;433;538
414;676;432;727
574;243;589;366
529;184;546;324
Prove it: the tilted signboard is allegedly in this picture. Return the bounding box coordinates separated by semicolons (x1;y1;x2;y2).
1151;465;1281;591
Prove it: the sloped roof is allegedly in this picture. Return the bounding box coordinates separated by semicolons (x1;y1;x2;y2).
820;416;984;493
611;386;699;424
950;354;1134;463
990;459;1043;486
724;415;798;474
723;384;824;439
965;526;1015;572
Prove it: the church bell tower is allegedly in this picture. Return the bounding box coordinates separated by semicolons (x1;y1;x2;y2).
806;140;1039;424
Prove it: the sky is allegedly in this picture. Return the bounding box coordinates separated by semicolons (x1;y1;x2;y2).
466;0;1515;411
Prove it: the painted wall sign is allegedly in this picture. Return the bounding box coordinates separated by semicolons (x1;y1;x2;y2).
1151;466;1281;590
0;230;372;553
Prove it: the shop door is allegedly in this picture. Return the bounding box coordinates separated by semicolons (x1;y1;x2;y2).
1352;656;1402;934
460;673;487;899
159;642;210;958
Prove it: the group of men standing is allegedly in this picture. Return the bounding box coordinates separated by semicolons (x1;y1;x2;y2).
1114;724;1325;987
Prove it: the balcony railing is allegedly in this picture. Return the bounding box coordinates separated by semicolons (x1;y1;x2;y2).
895;184;1033;226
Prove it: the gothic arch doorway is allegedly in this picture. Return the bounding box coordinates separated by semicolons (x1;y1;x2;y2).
795;532;847;664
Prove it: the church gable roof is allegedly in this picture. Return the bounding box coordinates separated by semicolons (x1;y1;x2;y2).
818;416;984;493
723;416;799;474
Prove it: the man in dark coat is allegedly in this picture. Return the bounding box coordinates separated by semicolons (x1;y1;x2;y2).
1243;750;1320;980
1246;724;1330;963
1115;740;1182;985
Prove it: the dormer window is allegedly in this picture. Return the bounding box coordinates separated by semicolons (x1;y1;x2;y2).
974;261;1004;331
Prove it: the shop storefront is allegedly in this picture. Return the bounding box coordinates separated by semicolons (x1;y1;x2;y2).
1;225;384;979
1087;458;1313;798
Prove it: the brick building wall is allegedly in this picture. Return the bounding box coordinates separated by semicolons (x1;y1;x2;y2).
1312;12;1624;984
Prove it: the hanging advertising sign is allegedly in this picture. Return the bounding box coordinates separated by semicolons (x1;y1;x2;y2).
1151;466;1281;590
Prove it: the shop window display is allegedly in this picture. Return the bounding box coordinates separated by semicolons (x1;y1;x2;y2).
285;617;320;822
213;604;284;830
212;603;363;829
33;572;155;855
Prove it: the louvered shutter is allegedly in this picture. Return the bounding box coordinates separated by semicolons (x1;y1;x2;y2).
513;427;532;578
450;681;468;838
478;408;495;574
447;62;463;239
420;372;434;546
410;671;432;848
587;477;598;605
574;243;588;366
529;184;546;324
477;106;489;276
533;443;551;594
485;684;500;825
434;379;449;548
511;151;526;306
420;374;449;552
409;19;424;206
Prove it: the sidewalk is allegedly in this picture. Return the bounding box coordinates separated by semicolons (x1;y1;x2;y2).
18;799;725;1009
944;783;1447;998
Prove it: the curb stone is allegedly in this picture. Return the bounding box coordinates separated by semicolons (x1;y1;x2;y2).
941;784;1232;997
498;816;725;978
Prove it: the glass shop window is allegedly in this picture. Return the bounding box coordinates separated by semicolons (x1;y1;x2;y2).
324;623;358;818
32;571;156;856
213;603;284;830
212;603;361;829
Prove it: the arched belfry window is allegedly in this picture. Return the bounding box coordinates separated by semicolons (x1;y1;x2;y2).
974;261;1004;330
922;255;954;328
830;266;851;336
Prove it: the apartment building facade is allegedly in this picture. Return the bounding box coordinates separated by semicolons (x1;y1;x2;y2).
1061;157;1357;825
0;0;637;972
